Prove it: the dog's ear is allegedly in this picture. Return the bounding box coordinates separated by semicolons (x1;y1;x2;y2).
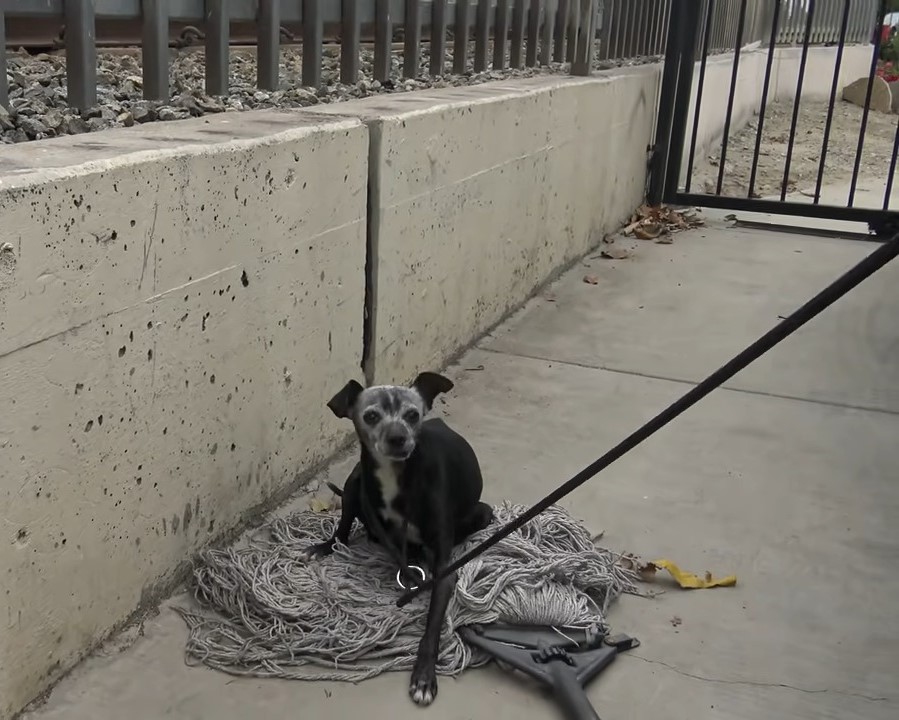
412;372;454;410
327;380;364;418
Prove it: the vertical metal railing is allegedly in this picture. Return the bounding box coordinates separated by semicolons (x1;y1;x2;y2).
0;0;878;116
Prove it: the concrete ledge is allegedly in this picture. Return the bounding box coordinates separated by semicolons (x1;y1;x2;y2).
0;111;368;719
311;69;661;383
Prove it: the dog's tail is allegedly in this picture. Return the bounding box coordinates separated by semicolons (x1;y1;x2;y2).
326;481;344;498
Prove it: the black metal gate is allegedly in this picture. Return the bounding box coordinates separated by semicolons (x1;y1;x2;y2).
649;0;899;238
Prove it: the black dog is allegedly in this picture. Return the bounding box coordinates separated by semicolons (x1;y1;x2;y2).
306;372;493;705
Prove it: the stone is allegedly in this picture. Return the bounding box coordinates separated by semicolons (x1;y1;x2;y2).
174;94;204;116
18;117;49;138
131;103;156;123
65;116;91;134
43;108;65;132
195;96;226;113
157;106;187;122
0;106;16;131
842;75;892;113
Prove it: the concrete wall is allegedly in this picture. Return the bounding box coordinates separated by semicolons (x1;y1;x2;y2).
682;44;873;185
311;68;661;384
0;113;368;720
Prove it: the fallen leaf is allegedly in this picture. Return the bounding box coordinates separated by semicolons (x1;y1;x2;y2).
622;219;643;235
634;222;663;240
670;616;683;627
649;558;737;589
544;291;557;302
583;274;600;285
600;246;631;260
654;235;674;245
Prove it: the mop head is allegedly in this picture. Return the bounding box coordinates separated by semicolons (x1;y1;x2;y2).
176;502;637;682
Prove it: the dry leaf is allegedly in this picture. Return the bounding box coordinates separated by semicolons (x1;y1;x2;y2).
633;222;663;240
655;235;674;245
544;291;558;302
583;274;600;285
670;616;683;627
600;246;631;260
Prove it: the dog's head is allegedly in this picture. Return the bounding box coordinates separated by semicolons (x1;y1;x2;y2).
326;372;453;461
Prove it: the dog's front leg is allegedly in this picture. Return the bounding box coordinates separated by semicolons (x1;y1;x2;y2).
305;462;362;558
409;539;455;706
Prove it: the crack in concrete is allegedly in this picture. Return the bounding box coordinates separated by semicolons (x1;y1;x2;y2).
628;654;891;703
478;345;899;417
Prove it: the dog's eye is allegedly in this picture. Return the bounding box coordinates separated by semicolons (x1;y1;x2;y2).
362;410;381;426
403;409;420;424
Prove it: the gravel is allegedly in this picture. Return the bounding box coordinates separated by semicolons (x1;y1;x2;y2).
693;98;899;199
2;44;656;144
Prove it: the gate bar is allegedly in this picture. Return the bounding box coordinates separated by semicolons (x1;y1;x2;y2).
779;0;817;202
814;0;852;204
747;0;782;198
662;0;701;204
684;0;716;193
716;0;748;194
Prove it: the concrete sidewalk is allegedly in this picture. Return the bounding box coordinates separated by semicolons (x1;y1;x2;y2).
22;220;899;720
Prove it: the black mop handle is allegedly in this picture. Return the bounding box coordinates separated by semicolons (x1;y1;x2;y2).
548;663;602;720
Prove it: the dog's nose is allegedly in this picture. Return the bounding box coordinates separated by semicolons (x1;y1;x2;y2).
386;433;406;450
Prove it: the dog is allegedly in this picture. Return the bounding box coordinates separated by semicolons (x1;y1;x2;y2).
305;371;493;706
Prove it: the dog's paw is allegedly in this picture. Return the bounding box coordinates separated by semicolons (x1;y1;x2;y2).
408;668;438;706
303;540;335;560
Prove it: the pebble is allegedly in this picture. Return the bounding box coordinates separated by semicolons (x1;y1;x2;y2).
1;44;655;144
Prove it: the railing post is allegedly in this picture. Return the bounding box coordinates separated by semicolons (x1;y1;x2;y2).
431;0;448;76
341;0;361;84
554;0;571;62
527;0;542;67
403;0;422;77
494;0;511;69
647;0;683;205
303;0;324;87
475;0;492;71
454;0;471;73
0;12;7;110
205;0;229;96
374;0;392;81
65;0;98;110
141;0;168;101
540;0;557;65
571;0;597;75
257;0;280;90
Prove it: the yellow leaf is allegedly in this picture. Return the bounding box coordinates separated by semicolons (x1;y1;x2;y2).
649;559;737;589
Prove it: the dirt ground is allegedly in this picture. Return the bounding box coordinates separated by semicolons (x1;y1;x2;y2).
693;98;898;199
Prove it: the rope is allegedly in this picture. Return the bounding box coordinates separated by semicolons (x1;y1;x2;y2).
397;232;899;606
175;502;636;681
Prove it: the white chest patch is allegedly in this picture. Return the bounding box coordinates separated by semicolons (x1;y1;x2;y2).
374;463;421;543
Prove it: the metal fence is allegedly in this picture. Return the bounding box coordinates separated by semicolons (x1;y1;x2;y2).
0;0;880;114
651;0;895;237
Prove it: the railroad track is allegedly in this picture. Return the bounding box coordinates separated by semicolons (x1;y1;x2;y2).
5;18;439;52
